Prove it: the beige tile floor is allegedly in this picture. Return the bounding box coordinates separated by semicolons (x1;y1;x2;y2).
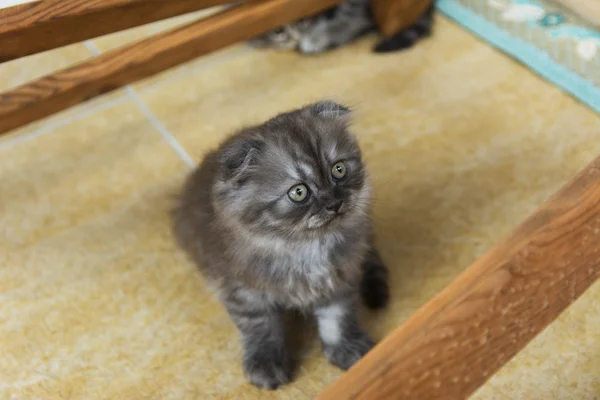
1;14;600;400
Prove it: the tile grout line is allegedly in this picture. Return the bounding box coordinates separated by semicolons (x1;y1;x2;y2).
85;40;196;169
83;40;102;57
125;86;196;168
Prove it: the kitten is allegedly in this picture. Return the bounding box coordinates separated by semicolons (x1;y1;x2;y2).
172;101;389;390
249;0;435;54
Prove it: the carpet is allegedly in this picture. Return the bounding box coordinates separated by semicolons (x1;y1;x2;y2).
438;0;600;114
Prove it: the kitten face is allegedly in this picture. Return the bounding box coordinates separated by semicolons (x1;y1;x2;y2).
214;102;370;239
248;19;315;50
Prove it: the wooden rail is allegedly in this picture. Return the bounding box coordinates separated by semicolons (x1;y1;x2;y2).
0;0;232;62
319;155;600;400
0;0;344;136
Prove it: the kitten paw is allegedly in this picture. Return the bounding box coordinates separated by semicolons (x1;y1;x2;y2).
243;348;293;390
324;331;374;370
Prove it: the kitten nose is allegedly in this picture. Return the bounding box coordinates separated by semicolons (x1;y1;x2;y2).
326;200;343;213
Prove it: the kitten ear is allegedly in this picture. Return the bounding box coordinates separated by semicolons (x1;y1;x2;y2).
220;137;262;181
310;101;352;118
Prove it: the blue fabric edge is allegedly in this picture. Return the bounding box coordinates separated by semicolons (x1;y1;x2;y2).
436;0;600;115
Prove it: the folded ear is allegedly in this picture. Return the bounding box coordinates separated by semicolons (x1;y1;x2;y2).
310;100;352;118
220;136;263;181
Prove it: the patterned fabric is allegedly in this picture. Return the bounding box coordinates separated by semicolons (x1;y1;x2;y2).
438;0;600;114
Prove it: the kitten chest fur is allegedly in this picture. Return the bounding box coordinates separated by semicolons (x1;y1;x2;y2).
230;228;369;308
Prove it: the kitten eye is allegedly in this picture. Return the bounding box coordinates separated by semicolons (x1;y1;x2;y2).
288;184;309;203
331;162;347;181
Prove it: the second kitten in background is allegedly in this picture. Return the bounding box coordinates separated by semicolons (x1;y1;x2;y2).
249;0;436;54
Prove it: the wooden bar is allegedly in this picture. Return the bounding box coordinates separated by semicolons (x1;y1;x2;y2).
0;0;232;62
319;156;600;400
0;0;344;135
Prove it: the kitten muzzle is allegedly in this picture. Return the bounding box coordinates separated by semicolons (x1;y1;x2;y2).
325;200;343;214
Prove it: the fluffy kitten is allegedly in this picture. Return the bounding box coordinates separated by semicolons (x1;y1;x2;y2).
249;0;435;54
172;101;389;390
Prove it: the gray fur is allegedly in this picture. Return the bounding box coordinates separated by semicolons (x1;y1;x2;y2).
248;18;315;50
298;0;373;54
249;0;436;55
249;0;372;54
172;101;388;390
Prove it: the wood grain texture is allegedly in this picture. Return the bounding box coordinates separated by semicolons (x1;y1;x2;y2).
371;0;433;37
0;0;344;135
0;0;231;62
318;156;600;400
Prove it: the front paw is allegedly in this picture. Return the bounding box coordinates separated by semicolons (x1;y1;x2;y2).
243;348;293;390
323;331;374;370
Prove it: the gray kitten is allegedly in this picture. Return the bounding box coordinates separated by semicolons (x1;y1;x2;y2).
172;101;389;390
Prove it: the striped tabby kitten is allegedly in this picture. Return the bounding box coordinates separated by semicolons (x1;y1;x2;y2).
249;0;435;54
172;101;389;390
